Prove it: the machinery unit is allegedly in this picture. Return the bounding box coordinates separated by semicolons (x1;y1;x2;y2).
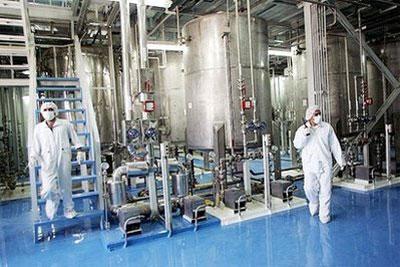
117;203;151;235
183;195;206;223
223;188;247;214
354;165;374;183
271;180;295;202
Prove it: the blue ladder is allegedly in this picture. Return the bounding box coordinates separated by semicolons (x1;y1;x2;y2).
32;76;103;242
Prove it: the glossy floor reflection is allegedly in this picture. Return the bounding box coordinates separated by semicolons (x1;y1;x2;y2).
1;185;400;267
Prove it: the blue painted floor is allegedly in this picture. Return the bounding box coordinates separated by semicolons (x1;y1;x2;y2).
1;184;400;267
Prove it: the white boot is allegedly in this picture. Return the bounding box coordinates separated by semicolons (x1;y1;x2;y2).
64;209;78;219
309;202;319;216
319;215;331;224
45;200;58;220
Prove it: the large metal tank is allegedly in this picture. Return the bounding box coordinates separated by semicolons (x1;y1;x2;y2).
151;52;185;144
327;35;361;135
367;41;400;160
82;47;114;144
290;45;309;130
289;35;361;137
183;12;271;150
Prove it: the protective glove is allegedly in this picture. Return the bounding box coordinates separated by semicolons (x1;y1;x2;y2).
304;122;311;136
337;165;346;178
76;151;86;165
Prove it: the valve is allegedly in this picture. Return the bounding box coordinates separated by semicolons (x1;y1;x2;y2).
127;127;141;142
145;127;158;140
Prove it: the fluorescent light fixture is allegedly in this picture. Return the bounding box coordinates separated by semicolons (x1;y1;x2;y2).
269;48;292;57
147;41;186;52
111;0;172;8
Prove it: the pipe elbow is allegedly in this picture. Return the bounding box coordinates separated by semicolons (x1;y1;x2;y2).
112;165;128;182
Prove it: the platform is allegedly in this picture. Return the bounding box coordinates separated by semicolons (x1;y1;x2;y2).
206;195;307;226
101;214;220;251
333;176;400;192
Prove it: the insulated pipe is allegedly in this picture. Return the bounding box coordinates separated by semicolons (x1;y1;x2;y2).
138;0;148;69
120;0;132;122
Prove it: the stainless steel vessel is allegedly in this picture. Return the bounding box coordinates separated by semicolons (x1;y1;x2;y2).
183;12;272;150
289;36;361;136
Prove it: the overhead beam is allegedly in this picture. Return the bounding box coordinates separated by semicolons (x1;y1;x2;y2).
0;4;73;21
106;2;119;27
0;79;29;86
76;0;91;34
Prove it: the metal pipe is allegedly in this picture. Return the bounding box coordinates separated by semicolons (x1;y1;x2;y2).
344;37;352;119
223;31;235;155
146;143;159;217
138;0;148;69
383;69;391;179
234;0;247;156
112;165;128;182
53;46;57;77
160;143;173;236
120;0;132;122
358;9;367;119
262;134;271;210
354;75;360;120
176;6;181;41
108;30;120;144
246;0;257;124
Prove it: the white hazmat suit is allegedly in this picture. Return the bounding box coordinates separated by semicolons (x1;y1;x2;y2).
293;105;344;223
30;102;85;220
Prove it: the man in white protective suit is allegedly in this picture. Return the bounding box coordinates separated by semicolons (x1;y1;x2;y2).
29;102;86;220
293;105;345;224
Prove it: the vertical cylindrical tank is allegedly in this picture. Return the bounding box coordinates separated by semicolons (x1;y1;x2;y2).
183;12;271;150
326;35;361;135
289;35;361;137
151;52;186;144
366;41;400;160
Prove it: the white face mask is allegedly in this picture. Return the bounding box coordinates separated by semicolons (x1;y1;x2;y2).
42;111;56;121
313;115;322;124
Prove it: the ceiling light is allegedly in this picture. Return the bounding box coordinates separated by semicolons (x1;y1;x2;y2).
147;41;186;52
110;0;172;8
269;49;292;57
